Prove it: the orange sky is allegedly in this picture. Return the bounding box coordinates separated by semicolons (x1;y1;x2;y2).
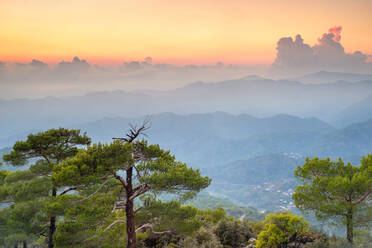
0;0;371;65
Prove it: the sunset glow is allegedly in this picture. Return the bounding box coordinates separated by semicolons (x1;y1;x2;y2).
1;0;371;65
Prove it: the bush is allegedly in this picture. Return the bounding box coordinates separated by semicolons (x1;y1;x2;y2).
215;219;254;248
256;212;310;248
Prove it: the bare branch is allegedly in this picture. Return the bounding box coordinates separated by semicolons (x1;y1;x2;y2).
75;180;111;203
129;184;150;201
132;183;147;192
134;207;142;214
104;220;126;231
59;187;77;196
353;185;372;205
113;172;128;188
112;200;126;213
113;119;151;143
135;223;173;235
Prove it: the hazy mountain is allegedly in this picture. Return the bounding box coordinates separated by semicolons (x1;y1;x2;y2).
72;112;372;168
213;154;301;185
0;90;153;138
2;76;372;140
2;112;370;210
292;71;372;84
3;111;371;166
333;94;372;127
206;153;301;209
63;112;334;168
322;118;372;156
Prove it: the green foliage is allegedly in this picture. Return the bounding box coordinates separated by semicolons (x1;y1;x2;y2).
0;128;91;247
53;136;210;247
293;155;372;243
187;193;265;221
3;126;370;248
304;238;330;248
0;199;48;247
256;212;310;248
3;128;91;166
353;230;372;248
195;226;223;248
54;140;210;198
195;207;229;226
214;219;254;248
53;192;121;247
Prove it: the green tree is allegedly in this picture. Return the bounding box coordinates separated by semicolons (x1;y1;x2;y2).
214;219;254;248
53;124;211;248
135;198;205;248
2;128;91;248
256;212;310;248
293;156;372;244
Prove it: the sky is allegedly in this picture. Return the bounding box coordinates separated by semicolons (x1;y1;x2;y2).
1;0;372;65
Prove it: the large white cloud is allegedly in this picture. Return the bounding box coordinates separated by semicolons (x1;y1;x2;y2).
272;26;371;76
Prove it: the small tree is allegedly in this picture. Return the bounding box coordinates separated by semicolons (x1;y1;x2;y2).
256;212;311;248
53;123;211;248
293;155;372;244
2;128;91;248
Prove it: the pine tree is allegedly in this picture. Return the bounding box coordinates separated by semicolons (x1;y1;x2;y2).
2;128;90;248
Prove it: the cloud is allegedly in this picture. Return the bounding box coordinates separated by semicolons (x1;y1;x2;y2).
30;59;48;68
0;56;264;99
274;35;314;69
56;56;90;72
120;57;154;71
272;26;372;76
367;55;372;63
327;26;342;42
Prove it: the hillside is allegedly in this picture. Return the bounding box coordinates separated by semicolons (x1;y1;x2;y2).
213;154;300;185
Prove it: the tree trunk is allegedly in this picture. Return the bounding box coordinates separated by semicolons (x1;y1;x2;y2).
346;209;353;244
125;167;136;248
48;187;57;248
23;241;27;248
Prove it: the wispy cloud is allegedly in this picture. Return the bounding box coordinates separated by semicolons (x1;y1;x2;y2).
0;57;265;99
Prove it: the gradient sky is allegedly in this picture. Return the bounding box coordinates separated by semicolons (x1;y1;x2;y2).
1;0;371;65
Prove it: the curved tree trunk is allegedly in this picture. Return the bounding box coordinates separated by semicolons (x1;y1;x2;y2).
48;188;57;248
126;199;135;248
346;210;353;244
126;167;136;248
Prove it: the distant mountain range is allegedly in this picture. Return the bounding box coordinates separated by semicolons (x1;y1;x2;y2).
2;111;370;163
292;71;372;84
64;112;336;167
2;71;372;211
1;73;372;139
2;111;371;210
333;94;372;126
212;154;300;185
